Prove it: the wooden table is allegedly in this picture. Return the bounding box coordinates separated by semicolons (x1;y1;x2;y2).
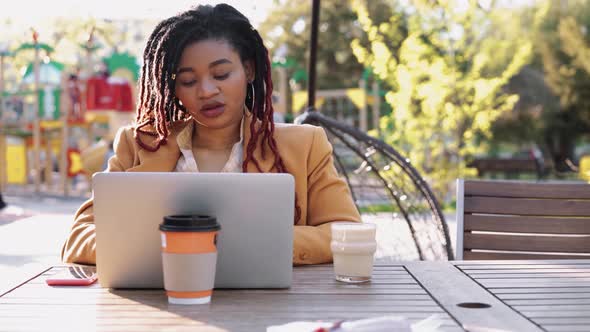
1;260;589;332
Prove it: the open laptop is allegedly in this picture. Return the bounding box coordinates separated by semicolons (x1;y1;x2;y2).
92;172;294;289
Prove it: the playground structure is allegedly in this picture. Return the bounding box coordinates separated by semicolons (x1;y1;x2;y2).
1;28;385;197
272;58;385;132
291;80;384;133
0;30;138;196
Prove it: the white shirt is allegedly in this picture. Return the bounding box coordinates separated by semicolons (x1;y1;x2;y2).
174;117;244;173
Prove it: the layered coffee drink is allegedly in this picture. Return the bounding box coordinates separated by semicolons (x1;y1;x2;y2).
330;222;377;283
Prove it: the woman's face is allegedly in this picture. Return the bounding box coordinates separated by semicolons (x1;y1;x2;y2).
174;39;253;130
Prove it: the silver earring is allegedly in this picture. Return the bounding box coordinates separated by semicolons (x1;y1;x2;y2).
248;81;255;110
175;97;185;111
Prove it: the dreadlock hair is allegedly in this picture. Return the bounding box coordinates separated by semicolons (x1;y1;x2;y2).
134;3;301;223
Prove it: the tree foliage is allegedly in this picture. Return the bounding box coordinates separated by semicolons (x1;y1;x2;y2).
535;0;590;170
351;0;532;198
259;0;393;92
1;17;152;90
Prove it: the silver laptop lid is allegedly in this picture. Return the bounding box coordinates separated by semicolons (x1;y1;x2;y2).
93;172;294;289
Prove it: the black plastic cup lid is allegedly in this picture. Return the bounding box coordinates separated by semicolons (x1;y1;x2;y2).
159;215;220;232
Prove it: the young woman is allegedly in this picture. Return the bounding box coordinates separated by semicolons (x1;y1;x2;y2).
61;3;360;265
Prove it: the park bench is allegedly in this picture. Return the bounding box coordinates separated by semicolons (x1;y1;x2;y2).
467;157;552;179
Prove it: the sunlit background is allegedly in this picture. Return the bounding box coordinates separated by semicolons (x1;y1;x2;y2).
0;0;273;22
2;0;590;283
2;0;589;199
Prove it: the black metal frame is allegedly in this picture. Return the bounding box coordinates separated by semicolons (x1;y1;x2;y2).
304;0;453;260
297;111;454;260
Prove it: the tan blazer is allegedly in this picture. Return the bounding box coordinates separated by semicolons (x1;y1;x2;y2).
61;113;361;265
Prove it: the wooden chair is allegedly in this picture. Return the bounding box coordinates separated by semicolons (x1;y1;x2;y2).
456;179;590;260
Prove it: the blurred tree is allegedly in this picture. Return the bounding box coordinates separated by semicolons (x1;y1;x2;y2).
485;3;557;157
0;17;153;86
492;65;559;155
258;0;393;113
351;0;531;199
535;0;590;171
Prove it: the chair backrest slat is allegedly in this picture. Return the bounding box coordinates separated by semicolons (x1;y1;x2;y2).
457;179;590;260
464;197;590;216
464;233;590;253
463;251;588;260
465;215;590;234
464;181;590;199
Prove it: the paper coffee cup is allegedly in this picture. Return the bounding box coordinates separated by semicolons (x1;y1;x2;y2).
160;215;220;304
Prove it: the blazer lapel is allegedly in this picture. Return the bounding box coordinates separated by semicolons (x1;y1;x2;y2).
125;115;275;173
126;121;187;172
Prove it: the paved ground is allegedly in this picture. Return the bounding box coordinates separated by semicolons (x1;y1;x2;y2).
0;192;456;295
0;194;88;294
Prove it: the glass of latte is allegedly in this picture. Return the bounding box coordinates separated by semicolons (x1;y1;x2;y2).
330;222;377;283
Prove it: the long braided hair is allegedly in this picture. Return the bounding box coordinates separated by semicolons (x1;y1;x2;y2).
134;4;301;223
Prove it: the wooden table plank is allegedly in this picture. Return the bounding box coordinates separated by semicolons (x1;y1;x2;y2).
506;299;590;305
14;261;590;332
406;261;543;332
498;292;590;300
476;280;590;288
457;259;590;332
457;260;590;266
0;264;463;332
8;260;590;332
533;317;590;324
470;272;590;278
491;287;590;294
513;304;590;311
0;325;224;332
0;322;464;332
472;273;590;285
466;268;590;274
520;310;590;318
543;326;590;332
0;266;52;298
4;288;435;301
459;264;590;269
